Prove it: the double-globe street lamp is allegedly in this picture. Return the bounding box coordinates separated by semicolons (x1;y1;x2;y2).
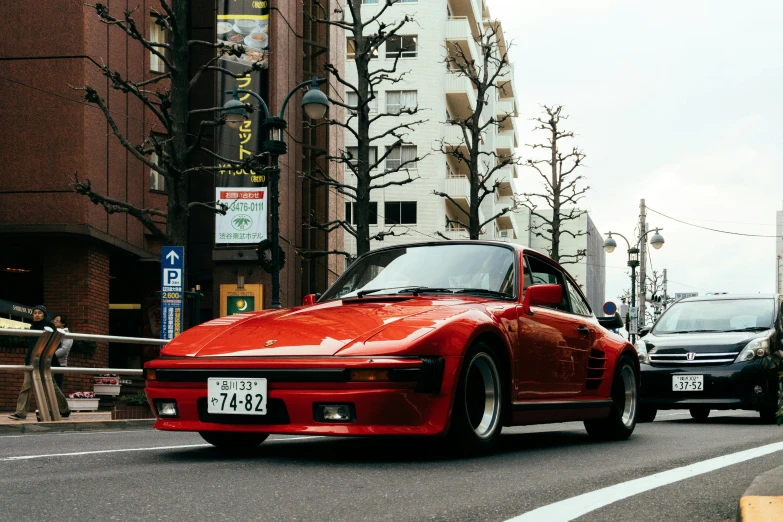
222;76;329;308
603;228;665;343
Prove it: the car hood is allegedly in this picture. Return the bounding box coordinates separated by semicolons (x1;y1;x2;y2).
643;330;772;355
161;297;478;358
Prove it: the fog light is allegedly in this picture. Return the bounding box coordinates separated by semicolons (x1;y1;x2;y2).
349;369;390;382
315;404;355;423
754;385;763;394
154;400;179;418
756;348;766;357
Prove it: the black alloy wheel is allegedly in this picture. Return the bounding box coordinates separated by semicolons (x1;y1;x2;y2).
759;377;783;424
199;431;269;450
584;355;638;440
447;342;503;455
689;407;710;421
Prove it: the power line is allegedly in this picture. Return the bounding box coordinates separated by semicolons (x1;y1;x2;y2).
647;206;782;238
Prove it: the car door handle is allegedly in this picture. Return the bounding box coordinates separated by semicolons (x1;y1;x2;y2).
577;326;590;335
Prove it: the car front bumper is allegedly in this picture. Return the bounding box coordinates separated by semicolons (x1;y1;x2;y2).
144;355;459;436
639;360;779;411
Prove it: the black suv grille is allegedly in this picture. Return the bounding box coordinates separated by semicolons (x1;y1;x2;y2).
648;351;737;367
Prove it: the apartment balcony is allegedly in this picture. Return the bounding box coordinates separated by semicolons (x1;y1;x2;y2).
445;17;480;63
495;202;519;240
495;163;518;180
496;62;516;99
448;0;483;38
445;75;477;117
442;228;470;240
444;125;470;152
442;175;471;208
496;98;516;118
495;132;516;156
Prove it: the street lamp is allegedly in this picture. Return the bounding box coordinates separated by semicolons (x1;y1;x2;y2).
603;228;665;342
222;76;329;309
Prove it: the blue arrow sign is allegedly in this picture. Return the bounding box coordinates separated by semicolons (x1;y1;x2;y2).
161;246;184;340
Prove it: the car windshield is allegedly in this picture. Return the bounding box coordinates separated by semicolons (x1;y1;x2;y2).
321;244;516;300
652;298;775;334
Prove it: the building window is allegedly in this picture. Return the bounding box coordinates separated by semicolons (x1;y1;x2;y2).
149;19;169;73
384;201;417;225
386;35;417;59
385;145;417;171
347;38;378;60
346;146;378;170
150;152;166;193
345;202;378;225
385;90;417;115
346;92;377;114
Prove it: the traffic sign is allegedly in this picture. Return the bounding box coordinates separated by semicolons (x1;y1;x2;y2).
161;246;184;340
603;301;617;316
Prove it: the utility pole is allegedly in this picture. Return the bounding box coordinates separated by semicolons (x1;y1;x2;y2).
638;199;647;327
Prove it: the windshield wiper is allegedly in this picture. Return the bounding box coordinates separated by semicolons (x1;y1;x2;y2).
667;329;725;334
356;286;420;298
451;288;512;299
722;326;771;333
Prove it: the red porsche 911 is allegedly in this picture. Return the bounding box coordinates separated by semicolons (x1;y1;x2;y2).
144;241;638;454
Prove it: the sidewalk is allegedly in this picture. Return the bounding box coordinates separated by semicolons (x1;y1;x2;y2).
0;411;155;434
737;464;783;521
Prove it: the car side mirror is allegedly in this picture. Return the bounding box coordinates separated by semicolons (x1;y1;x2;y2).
598;312;624;330
302;293;319;306
522;284;563;315
638;325;652;338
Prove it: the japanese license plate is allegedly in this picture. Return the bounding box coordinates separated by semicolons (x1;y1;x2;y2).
207;378;267;415
672;375;703;391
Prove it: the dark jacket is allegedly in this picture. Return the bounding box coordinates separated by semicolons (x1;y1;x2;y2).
25;320;57;366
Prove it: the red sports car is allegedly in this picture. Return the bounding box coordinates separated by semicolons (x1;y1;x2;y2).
144;241;638;454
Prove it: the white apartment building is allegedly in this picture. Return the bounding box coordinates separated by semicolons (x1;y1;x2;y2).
342;0;520;257
776;202;782;294
513;208;607;314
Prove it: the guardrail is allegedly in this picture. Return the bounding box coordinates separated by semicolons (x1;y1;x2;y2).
0;327;167;422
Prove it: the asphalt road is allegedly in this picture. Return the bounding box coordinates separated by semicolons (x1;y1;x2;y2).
1;410;782;521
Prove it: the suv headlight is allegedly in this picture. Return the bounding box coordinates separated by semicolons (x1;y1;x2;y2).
634;339;649;363
734;336;771;363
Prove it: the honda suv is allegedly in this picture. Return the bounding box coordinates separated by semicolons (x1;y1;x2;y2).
637;294;782;422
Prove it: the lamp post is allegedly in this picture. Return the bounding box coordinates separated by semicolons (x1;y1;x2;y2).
603;228;665;343
223;76;329;309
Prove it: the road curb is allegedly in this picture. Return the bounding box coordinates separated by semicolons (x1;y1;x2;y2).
737;464;783;521
0;419;155;435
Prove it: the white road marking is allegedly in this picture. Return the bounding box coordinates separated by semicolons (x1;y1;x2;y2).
0;435;325;461
506;440;783;522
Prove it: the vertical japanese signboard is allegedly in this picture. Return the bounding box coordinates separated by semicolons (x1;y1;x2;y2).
215;187;267;244
161;246;184;340
215;2;270;245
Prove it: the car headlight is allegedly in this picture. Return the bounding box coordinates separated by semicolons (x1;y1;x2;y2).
734;336;771;363
634;339;649;363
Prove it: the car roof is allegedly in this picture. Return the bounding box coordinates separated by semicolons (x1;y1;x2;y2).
678;294;779;302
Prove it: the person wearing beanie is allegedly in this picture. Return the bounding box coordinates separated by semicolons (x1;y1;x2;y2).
8;305;71;421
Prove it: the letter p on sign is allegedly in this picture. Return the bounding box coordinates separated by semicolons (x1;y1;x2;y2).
165;269;182;287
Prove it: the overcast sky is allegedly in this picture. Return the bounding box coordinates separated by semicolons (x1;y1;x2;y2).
489;0;783;305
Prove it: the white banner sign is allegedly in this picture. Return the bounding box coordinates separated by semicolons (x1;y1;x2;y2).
215;187;267;244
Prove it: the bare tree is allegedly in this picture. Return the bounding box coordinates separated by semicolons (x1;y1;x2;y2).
305;0;427;257
434;22;521;240
644;270;665;324
71;0;269;252
521;105;589;264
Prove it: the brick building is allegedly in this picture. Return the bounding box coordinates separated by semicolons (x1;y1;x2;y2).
0;0;344;409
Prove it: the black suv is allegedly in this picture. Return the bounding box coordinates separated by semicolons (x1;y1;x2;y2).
637;294;782;422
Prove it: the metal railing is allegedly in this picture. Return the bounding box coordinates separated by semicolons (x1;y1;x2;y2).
0;327;167;422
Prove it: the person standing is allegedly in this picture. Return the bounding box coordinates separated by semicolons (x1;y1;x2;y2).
52;314;72;389
7;305;71;421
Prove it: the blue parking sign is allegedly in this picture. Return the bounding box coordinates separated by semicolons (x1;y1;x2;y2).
161;246;184;340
